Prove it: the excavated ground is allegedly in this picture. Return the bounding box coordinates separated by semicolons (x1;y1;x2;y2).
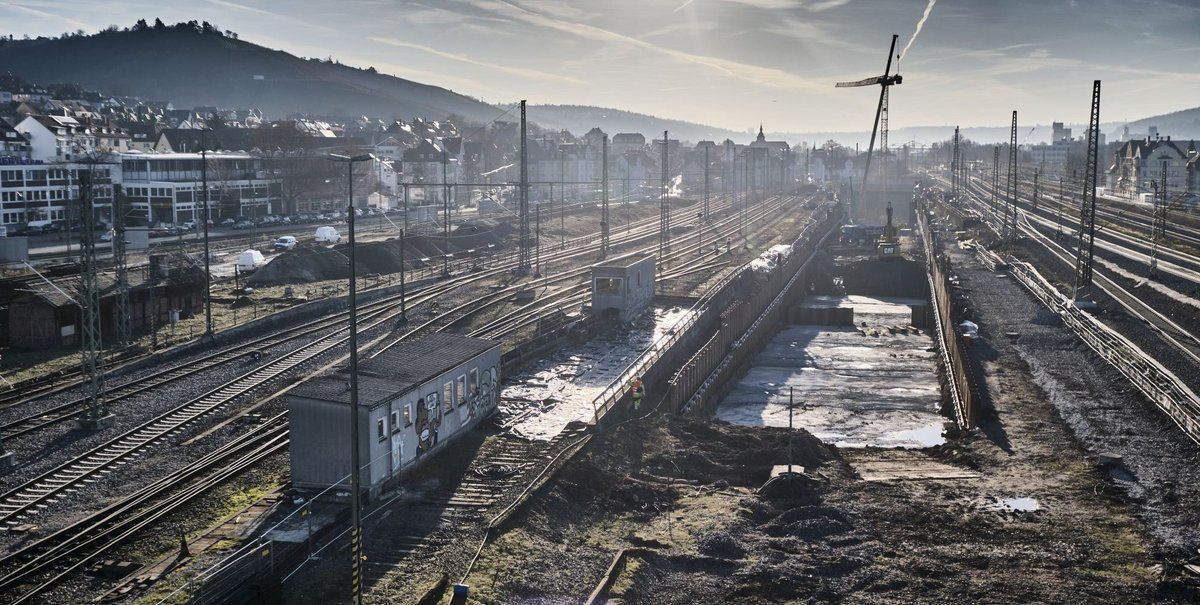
446;236;1200;604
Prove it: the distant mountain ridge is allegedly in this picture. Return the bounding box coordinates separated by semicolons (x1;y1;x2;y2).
0;25;501;123
1;25;1194;147
527;104;748;144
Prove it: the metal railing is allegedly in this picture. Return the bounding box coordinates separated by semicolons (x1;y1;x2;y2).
1003;255;1200;445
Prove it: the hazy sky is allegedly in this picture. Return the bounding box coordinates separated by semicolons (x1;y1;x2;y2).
4;0;1199;134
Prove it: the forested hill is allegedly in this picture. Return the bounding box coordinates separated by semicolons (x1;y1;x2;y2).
0;22;500;122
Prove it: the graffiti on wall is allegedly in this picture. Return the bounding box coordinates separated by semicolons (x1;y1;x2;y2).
415;392;441;457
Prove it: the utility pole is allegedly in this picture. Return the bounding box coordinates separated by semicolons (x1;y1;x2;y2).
518;100;531;275
328;152;372;605
560;148;565;250
601;134;609;257
442;146;450;277
113;183;131;347
1057;175;1065;238
1150;159;1167;278
951;126;959;200
703;144;709;250
535;204;542;278
75;169;113;430
1033;169;1040;212
399;227;407;324
1004;110;1017;241
1073;80;1101;301
200;134;213;339
991;146;1000;226
659;130;670;265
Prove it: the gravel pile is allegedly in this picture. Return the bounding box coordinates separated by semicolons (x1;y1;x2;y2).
249;220;515;286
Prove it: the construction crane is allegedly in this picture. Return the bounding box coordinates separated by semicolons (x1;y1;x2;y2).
836;34;902;222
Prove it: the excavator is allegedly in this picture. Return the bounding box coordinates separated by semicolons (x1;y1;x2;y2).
878;201;901;258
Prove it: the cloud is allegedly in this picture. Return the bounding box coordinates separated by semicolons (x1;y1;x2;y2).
369;36;587;85
453;0;827;92
0;1;91;29
204;0;338;33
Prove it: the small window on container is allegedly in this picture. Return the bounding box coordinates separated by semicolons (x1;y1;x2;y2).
403;402;413;426
457;375;466;405
376;417;386;441
390;410;401;433
443;382;454;413
469;368;479;396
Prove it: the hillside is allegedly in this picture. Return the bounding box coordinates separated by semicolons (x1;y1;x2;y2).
0;25;500;123
1110;106;1200;141
528;104;747;144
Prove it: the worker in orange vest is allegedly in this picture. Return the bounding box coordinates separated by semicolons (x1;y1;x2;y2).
631;378;645;410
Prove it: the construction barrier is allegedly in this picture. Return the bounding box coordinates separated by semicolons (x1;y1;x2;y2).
916;200;978;430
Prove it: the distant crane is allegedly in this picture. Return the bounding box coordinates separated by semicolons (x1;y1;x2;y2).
836;34;902;222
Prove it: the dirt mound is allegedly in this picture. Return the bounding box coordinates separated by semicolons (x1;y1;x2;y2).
248;220;514;286
645;416;838;487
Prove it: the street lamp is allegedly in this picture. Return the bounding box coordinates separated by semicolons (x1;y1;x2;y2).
327;151;374;605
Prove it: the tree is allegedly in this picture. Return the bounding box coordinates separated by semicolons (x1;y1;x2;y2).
153;18;165;30
134;19;149;31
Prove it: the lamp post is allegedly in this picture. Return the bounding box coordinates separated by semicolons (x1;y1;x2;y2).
327;151;373;605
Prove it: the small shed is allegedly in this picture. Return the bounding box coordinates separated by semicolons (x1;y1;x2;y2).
5;255;204;349
287;333;502;496
591;252;656;322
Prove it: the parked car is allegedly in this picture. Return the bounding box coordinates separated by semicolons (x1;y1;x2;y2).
274;235;298;251
221;218;237;227
181;220;197;230
314;226;341;244
100;230;114;242
25;219;55;234
233;220;255;230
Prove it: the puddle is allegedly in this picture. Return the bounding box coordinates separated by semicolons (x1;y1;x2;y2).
992;497;1040;512
715;295;944;449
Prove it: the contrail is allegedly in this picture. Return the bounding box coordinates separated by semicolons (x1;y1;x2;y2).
674;0;696;11
900;0;936;60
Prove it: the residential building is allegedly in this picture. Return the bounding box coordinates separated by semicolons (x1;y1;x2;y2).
1106;136;1196;200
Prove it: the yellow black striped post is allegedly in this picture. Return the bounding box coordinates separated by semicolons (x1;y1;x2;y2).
352;525;362;603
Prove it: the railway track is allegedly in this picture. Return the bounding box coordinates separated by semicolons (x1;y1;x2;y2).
0;193;753;439
0;192;807;602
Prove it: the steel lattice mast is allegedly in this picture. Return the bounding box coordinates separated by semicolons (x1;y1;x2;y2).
76;169;112;430
659;130;670;264
112;183;131;347
951;126;959;200
1073;80;1101;299
601;134;609;257
518;100;531;275
1150;158;1167;278
1004;110;1017;240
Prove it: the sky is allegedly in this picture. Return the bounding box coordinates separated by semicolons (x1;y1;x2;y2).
3;0;1199;135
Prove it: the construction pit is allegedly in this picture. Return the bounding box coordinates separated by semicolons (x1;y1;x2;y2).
417;237;1199;604
194;211;1198;605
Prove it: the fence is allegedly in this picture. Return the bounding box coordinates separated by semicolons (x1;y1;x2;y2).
916;199;978;429
1003;256;1200;445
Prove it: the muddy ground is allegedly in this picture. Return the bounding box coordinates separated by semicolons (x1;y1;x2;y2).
450;246;1200;603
